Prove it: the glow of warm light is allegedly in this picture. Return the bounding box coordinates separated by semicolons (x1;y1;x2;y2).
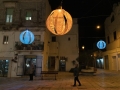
82;46;85;49
46;8;73;35
96;25;100;29
93;53;96;57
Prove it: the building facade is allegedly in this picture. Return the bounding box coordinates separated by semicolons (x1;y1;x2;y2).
0;0;51;77
103;2;120;71
48;19;79;72
0;0;79;77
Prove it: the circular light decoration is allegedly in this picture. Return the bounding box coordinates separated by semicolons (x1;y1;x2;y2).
20;30;34;44
97;40;106;49
46;7;73;35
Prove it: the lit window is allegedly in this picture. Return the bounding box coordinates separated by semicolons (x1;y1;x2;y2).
26;11;32;20
3;36;9;45
6;8;13;23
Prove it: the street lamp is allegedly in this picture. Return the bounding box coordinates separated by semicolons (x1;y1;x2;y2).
96;25;100;29
82;45;85;50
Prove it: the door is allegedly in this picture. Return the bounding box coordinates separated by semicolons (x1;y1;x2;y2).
36;56;42;76
59;60;66;71
99;58;104;69
111;56;117;71
117;54;120;71
48;56;55;71
0;60;9;77
17;55;42;76
104;55;109;70
24;55;36;76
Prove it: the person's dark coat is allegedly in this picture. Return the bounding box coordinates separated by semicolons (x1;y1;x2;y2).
28;64;35;74
73;67;79;77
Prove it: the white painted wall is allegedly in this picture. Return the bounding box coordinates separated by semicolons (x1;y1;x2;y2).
103;2;120;71
0;0;79;77
49;18;79;71
0;0;51;77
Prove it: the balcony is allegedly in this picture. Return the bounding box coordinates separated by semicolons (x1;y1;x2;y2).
15;41;44;53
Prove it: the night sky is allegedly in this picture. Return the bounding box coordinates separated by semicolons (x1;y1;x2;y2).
48;0;120;50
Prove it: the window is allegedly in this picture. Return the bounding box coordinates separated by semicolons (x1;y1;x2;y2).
6;8;13;23
68;37;70;41
52;36;56;42
26;11;32;20
113;31;116;40
107;36;110;44
3;36;9;44
35;35;41;41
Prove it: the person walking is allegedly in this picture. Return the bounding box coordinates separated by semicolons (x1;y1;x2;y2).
73;64;81;86
28;62;35;81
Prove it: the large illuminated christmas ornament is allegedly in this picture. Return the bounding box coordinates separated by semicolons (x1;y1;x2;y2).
46;6;73;35
20;30;34;44
97;40;106;49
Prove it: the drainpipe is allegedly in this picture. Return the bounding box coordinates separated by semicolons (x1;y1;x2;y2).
116;48;119;71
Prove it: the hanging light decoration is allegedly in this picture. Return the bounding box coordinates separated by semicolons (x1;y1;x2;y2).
19;30;34;44
97;40;106;49
46;1;73;35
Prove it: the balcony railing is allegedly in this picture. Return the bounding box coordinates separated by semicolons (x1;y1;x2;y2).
15;41;44;51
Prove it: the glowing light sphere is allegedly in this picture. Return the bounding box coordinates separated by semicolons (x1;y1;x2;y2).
82;46;85;50
46;7;73;35
96;25;100;29
97;40;106;49
20;30;34;44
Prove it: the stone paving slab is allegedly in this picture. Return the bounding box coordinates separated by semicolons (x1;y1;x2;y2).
0;69;120;90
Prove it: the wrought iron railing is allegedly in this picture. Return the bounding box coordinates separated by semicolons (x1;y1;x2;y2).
15;41;44;50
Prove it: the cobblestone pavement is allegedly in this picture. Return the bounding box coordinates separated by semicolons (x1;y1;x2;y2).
0;69;120;90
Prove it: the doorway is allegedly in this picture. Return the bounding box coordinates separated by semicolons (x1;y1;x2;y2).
17;55;42;76
112;56;117;71
59;60;66;71
48;56;55;71
24;56;36;75
104;55;109;70
96;58;104;69
118;54;120;71
0;60;9;77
